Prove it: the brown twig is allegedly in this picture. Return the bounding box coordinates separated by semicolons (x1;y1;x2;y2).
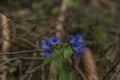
20;65;42;80
23;25;38;38
0;57;44;66
0;49;42;56
0;22;39;49
103;60;120;80
74;65;87;80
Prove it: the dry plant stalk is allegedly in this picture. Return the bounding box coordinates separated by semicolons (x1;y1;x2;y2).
56;0;68;38
0;13;10;80
49;0;68;80
82;48;100;80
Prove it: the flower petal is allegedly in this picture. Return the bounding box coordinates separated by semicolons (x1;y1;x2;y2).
76;33;83;43
41;39;50;49
68;35;75;43
49;35;59;45
42;49;53;57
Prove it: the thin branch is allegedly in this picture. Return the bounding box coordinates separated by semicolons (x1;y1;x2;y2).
103;60;120;80
20;65;42;80
0;49;42;56
0;57;44;67
74;66;87;80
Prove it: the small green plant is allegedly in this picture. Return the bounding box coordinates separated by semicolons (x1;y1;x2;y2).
9;67;17;74
41;34;86;80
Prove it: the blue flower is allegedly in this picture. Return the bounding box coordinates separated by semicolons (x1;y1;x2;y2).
49;35;59;45
68;33;86;57
71;41;80;52
80;44;86;52
68;35;75;43
74;44;86;56
41;49;53;57
41;35;60;57
76;33;83;43
41;39;50;49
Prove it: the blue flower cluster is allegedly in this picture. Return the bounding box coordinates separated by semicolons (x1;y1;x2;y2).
41;34;86;57
68;33;86;57
41;35;59;57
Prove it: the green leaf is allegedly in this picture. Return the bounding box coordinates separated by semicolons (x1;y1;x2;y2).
56;56;64;73
51;7;59;15
42;57;52;66
63;45;73;61
9;67;17;73
56;57;72;80
53;49;61;58
68;0;79;9
59;68;72;80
